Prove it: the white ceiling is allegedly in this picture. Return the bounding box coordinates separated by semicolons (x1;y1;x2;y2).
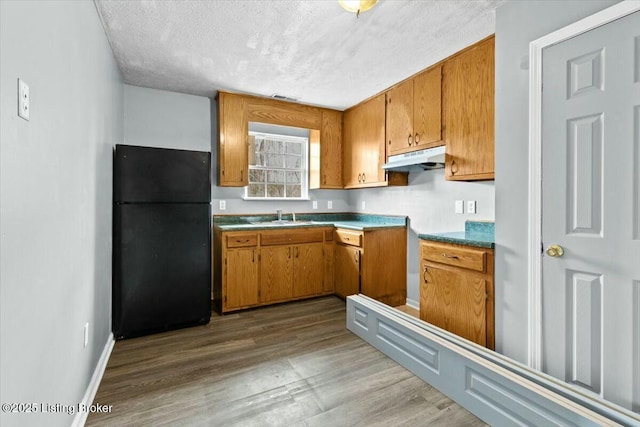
95;0;504;110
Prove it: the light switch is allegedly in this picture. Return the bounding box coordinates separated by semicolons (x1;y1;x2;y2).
467;200;476;214
327;200;333;210
312;201;318;210
455;200;464;214
219;200;226;210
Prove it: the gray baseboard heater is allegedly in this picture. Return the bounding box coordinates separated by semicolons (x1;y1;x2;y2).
346;295;640;427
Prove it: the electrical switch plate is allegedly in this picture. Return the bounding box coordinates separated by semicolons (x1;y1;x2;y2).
312;201;318;210
455;200;464;214
18;79;30;121
219;200;226;210
467;200;477;214
328;200;333;209
83;323;89;348
361;201;366;210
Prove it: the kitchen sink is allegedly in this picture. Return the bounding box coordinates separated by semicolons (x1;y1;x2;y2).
250;220;315;226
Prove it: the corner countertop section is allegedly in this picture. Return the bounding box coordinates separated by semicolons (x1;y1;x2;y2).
214;213;407;232
418;221;495;249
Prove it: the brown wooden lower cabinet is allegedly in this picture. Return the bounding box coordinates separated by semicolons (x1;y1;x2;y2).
214;226;407;313
419;240;494;349
334;243;361;298
214;227;334;313
334;227;407;306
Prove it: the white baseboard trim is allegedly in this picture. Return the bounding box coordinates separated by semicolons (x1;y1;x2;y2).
72;333;114;427
405;298;419;310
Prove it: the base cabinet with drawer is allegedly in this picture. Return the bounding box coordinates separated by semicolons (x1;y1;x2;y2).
213;227;334;313
419;240;494;349
335;227;407;306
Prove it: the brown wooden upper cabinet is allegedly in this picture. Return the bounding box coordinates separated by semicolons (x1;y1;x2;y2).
310;109;343;189
218;92;248;187
443;36;495;181
217;91;343;188
386;65;443;156
343;94;408;189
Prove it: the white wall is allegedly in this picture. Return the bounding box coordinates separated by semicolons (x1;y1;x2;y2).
124;84;211;151
494;0;619;364
349;172;495;305
0;1;123;426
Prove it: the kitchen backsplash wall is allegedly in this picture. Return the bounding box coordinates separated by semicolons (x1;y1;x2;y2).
349;171;495;306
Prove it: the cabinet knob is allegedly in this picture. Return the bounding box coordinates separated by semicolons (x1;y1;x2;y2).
407;134;413;146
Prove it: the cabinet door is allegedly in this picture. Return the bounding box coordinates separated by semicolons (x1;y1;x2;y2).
260;246;293;302
292;243;324;297
358;94;387;185
224;248;259;309
420;263;486;346
443;37;494;180
342;107;358;187
323;242;335;293
320;110;343;188
386;79;414;155
413;65;442;148
335;244;360;298
218;92;248;186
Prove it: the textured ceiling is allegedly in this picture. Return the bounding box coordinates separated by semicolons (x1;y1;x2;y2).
95;0;504;110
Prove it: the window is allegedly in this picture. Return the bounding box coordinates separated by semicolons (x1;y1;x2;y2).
245;132;308;199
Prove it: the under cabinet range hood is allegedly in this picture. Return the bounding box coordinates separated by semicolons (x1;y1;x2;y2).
382;146;445;172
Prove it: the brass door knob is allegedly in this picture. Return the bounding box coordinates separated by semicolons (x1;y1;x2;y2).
546;244;564;257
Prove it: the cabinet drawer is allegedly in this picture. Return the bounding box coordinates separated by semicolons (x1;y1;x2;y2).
261;229;324;246
335;229;363;247
421;242;486;272
226;233;258;248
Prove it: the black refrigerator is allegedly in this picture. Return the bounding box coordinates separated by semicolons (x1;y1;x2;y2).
113;144;211;340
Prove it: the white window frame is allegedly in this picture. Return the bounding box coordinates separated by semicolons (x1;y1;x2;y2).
244;131;309;200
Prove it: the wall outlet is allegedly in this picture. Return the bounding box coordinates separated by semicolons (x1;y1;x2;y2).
18;78;30;121
312;200;318;210
361;201;366;210
219;200;226;210
455;200;464;214
467;200;477;214
83;323;89;348
327;200;333;210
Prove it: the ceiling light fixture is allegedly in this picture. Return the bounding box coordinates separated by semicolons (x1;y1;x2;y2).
339;0;378;18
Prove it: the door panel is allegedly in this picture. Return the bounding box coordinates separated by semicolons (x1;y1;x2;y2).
335;244;360;298
260;246;292;302
225;248;259;309
420;265;486;347
292;243;324;297
541;11;640;411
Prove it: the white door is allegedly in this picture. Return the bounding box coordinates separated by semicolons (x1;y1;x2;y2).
541;11;640;412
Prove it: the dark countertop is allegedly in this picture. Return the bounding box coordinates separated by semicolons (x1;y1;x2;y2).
418;221;495;249
214;213;407;232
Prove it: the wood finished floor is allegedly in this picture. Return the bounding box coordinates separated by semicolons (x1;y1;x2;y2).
87;297;486;426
